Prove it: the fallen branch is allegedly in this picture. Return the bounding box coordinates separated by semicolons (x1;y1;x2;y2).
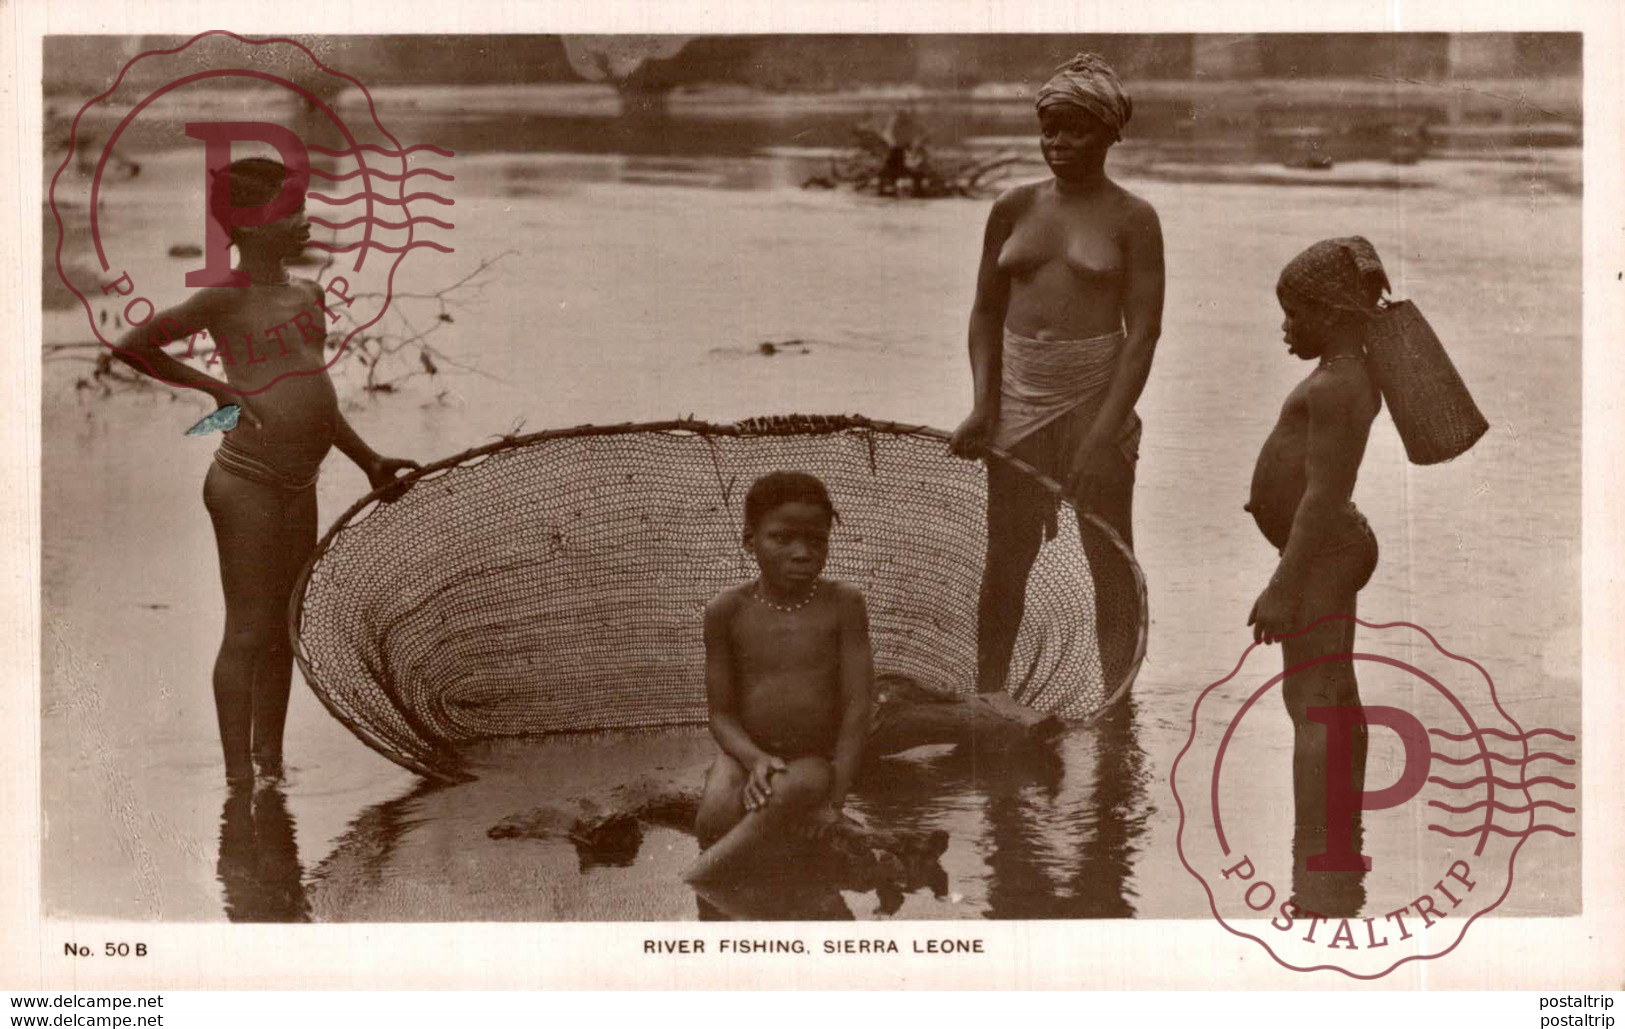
329;251;514;394
803;112;1020;199
488;773;949;898
869;672;1065;755
486;677;1057;898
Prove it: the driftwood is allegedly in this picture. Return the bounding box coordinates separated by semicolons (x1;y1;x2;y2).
804;144;1020;199
488;775;699;869
487;679;1058;899
801;112;1020;199
487;772;948;897
869;672;1065;755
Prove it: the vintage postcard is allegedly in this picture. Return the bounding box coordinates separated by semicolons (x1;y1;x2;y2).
2;0;1621;994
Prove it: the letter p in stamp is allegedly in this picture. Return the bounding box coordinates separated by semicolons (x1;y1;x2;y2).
1173;616;1578;978
48;30;455;395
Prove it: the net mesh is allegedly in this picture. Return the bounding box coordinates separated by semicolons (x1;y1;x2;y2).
291;416;1147;781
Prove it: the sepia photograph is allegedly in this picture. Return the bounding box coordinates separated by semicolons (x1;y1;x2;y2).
9;3;1620;996
35;27;1583;928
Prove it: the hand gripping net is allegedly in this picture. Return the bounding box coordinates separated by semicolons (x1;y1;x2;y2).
291;416;1148;781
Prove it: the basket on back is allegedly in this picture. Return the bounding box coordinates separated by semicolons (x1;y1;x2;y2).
1365;300;1489;465
290;415;1148;782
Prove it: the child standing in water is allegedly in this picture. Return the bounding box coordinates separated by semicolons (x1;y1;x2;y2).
1247;236;1388;914
686;472;874;883
113;157;418;788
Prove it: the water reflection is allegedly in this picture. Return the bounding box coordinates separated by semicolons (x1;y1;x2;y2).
1286;701;1370;918
675;695;1152;921
1291;818;1368;920
695;877;856;921
982;694;1151;919
301;696;1151;922
689;811;951;921
216;783;310;923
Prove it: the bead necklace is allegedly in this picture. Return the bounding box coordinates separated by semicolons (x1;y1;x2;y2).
753;580;819;613
1320;351;1365;368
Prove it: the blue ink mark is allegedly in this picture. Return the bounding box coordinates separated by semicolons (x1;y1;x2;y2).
185;405;241;437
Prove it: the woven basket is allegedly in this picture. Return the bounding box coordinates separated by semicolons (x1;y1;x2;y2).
290;415;1148;782
1364;300;1489;465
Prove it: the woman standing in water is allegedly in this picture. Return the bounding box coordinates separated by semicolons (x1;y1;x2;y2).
949;53;1165;694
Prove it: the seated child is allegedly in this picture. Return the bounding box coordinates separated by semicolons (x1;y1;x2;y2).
1246;236;1388;914
685;471;874;883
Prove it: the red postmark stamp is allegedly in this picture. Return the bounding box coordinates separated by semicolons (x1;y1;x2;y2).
48;30;454;396
1172;616;1577;978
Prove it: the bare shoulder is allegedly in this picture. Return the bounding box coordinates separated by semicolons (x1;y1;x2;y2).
1109;184;1161;234
708;585;757;633
293;276;325;305
823;579;870;618
152;286;235;337
705;584;751;625
1307;362;1380;426
177;285;232;321
990;179;1043;220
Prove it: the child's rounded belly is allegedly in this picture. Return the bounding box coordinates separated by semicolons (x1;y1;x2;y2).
1245;490;1298;551
739;678;840;758
1248;444;1306;549
233;375;340;471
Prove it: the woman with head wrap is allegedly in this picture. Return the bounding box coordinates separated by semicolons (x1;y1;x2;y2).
948;53;1165;694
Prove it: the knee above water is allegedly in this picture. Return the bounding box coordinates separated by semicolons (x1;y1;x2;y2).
769;761;833;808
708;758;749;792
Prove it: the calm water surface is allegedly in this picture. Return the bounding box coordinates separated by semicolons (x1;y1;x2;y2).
41;105;1581;921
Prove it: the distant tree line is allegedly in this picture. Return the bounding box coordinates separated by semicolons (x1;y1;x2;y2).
45;33;1581;99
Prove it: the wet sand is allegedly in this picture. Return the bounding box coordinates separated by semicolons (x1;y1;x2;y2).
41;146;1580;921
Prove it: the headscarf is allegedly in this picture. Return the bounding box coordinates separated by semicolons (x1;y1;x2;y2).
1277;236;1391;315
1035;53;1133;142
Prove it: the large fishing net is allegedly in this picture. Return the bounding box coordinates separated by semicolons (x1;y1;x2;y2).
291;416;1147;781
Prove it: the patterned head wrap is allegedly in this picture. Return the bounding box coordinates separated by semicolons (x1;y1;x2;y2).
1035;53;1132;142
1277;236;1391;315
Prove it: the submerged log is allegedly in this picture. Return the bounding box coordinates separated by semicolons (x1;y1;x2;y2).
486;774;696;870
487;679;1051;889
488;771;948;894
869;673;1065;756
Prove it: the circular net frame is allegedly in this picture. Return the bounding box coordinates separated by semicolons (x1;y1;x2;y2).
291;416;1148;781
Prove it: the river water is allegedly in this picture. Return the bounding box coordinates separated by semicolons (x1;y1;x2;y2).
40;96;1581;922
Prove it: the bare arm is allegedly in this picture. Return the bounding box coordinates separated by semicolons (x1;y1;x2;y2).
1075;196;1164;469
332;415;380;468
1273;375;1375;592
312;277;384;479
327;286;418;488
333;412;418;491
950;189;1018;456
109;291;237;409
703;595;771;770
827;585;875;809
968;194;1016;414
